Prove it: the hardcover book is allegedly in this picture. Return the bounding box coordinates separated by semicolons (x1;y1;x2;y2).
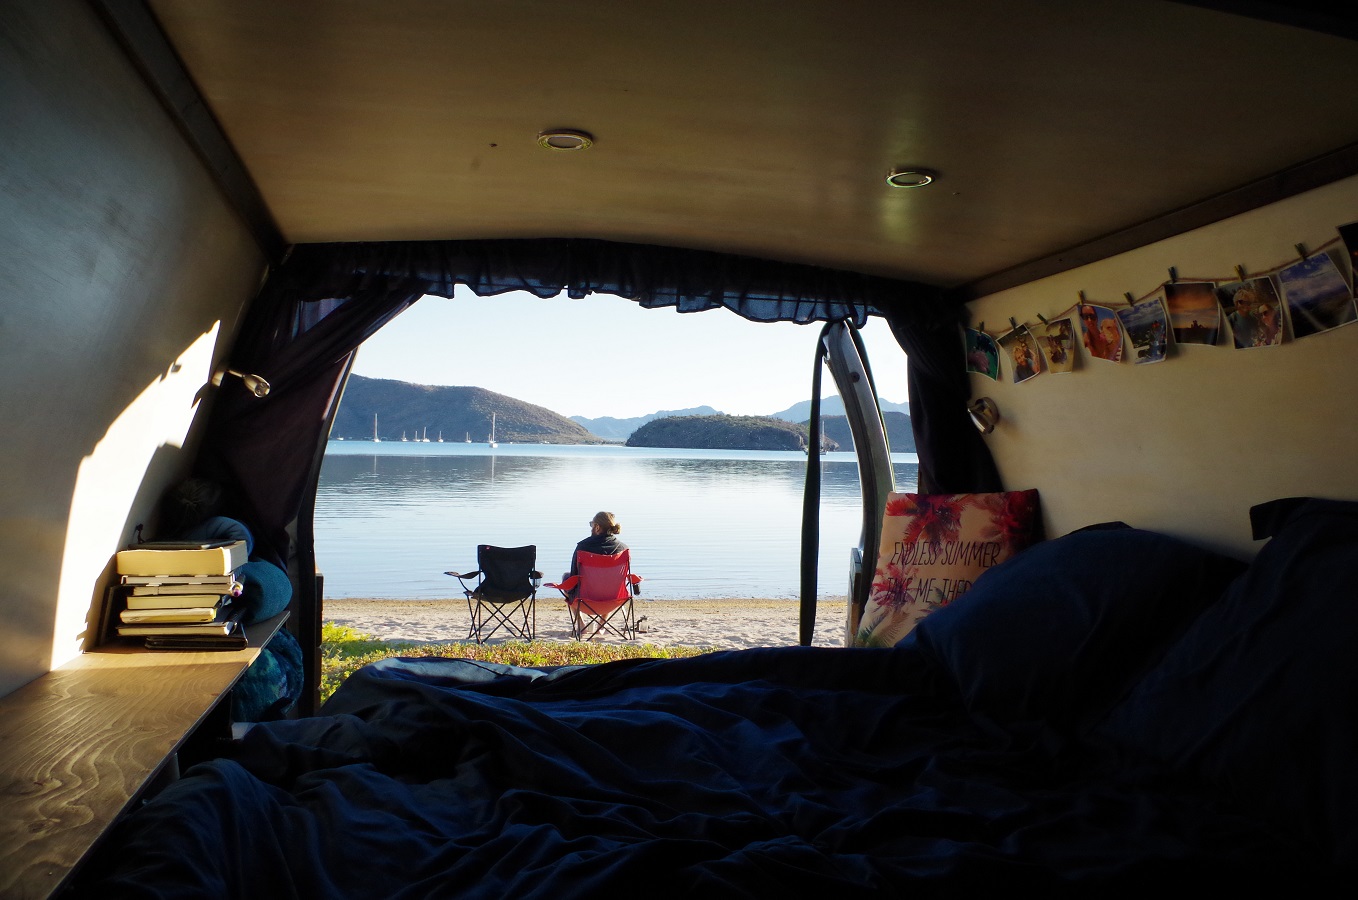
120;573;239;587
854;490;1042;647
116;540;248;577
119;603;227;624
116;603;246;638
124;592;232;610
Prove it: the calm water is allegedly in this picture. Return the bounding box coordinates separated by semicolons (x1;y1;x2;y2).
316;442;918;601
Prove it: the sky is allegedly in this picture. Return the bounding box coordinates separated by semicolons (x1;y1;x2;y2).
351;287;910;420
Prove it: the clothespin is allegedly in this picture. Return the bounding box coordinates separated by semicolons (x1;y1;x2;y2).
1036;313;1048;325
1167;267;1177;283
1008;316;1018;332
1295;243;1308;260
1236;265;1248;283
1124;292;1136;307
976;321;984;333
1077;290;1087;305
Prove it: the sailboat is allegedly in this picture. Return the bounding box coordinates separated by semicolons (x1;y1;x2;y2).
401;431;407;442
436;431;443;442
372;414;381;443
487;413;498;448
421;427;430;443
464;432;471;443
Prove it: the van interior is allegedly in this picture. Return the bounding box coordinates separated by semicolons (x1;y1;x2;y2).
4;1;1358;895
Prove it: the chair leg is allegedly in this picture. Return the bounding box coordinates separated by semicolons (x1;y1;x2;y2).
471;597;536;644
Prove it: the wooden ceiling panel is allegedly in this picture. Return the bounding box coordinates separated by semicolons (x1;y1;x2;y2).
144;0;1358;287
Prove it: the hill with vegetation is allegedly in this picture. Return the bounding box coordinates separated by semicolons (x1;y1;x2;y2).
816;412;916;452
331;375;605;444
570;406;720;442
770;396;910;422
626;414;837;452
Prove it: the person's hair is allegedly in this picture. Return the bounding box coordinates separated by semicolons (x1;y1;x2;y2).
591;511;621;535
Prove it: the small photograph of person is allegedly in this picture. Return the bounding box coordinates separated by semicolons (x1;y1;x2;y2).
964;328;1001;380
1117;296;1170;364
1077;302;1123;362
1276;250;1356;339
1164;281;1220;346
999;326;1042;384
1036;317;1075;374
1217;277;1285;349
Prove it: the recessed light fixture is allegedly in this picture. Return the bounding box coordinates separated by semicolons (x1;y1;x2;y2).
885;168;935;188
537;129;594;151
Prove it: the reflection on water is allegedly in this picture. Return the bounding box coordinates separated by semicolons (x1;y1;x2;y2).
316;443;917;601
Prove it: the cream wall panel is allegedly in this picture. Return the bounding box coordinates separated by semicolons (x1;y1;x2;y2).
966;175;1358;557
0;0;265;696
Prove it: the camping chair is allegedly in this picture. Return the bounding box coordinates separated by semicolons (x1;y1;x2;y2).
447;544;541;643
545;549;642;641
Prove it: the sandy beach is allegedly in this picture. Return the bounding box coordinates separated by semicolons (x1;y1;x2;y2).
323;597;850;650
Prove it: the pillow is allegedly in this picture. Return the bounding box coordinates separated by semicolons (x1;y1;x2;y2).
902;525;1245;728
234;560;292;624
854;490;1042;647
1093;498;1358;863
181;515;254;556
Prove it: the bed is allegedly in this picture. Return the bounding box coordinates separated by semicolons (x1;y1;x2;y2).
76;497;1358;896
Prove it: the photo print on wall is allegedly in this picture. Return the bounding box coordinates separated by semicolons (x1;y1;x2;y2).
1035;317;1075;373
999;326;1043;384
1216;277;1285;349
1116;296;1170;365
1276;250;1356;339
965;328;1000;380
1163;281;1220;346
1339;221;1358;287
1078;302;1123;362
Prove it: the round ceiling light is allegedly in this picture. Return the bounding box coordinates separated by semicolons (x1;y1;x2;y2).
885;168;935;188
537;129;594;151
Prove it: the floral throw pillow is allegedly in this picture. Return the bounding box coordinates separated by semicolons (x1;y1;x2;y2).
854;490;1042;647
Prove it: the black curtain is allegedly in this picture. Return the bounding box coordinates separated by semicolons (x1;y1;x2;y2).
885;307;1003;495
199;237;997;565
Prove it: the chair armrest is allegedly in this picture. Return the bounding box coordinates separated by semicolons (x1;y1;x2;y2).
544;575;579;595
445;569;481;579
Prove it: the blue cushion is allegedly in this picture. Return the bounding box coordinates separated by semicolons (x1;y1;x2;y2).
902;525;1244;728
1093;498;1358;863
234;560;292;624
181;516;254;556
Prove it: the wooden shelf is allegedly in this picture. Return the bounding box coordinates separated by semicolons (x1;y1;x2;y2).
0;612;288;900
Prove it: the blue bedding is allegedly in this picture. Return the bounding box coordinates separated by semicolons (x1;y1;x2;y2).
79;507;1358;896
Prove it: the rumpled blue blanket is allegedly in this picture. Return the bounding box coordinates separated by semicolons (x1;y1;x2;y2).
77;645;1316;898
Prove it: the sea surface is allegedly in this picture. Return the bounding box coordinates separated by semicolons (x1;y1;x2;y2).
316;441;919;601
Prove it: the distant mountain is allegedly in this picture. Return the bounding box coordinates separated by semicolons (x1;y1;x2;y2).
331;375;914;449
627;414;831;452
770;395;909;423
813;412;916;452
332;375;604;444
570;406;721;442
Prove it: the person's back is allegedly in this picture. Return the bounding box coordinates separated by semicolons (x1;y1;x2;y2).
568;511;627;578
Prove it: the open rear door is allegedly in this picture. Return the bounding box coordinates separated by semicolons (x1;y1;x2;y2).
800;319;896;645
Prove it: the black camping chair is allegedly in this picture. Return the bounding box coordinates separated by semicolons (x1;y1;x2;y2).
447;544;541;643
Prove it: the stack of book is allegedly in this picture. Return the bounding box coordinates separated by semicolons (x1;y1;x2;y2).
112;540;251;649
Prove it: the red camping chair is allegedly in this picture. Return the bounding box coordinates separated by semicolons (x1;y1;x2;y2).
545;549;642;641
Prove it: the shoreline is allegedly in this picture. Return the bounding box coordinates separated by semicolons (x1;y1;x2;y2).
324;597;850;650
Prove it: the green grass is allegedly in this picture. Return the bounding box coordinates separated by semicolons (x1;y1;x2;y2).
320;620;717;705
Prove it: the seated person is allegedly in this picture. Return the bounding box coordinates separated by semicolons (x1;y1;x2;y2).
565;511;628;635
